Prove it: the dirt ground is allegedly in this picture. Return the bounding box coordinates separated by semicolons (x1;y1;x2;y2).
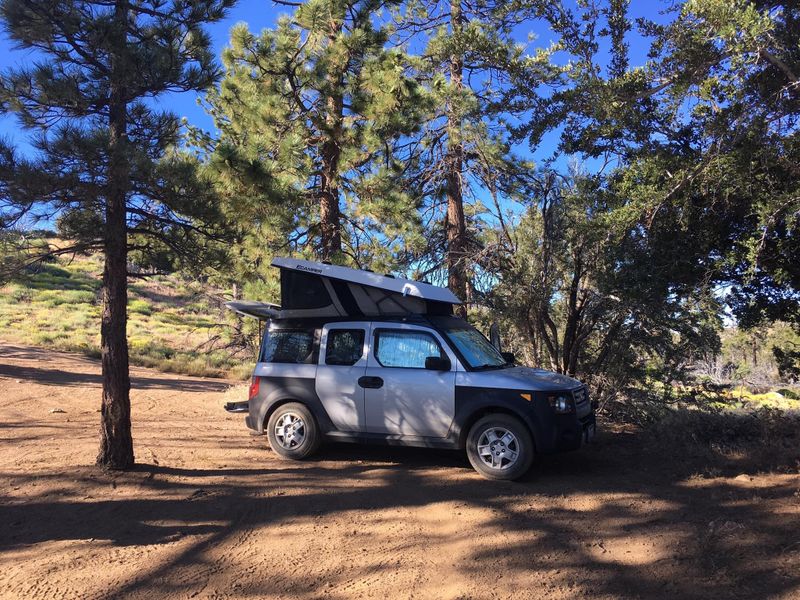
0;343;798;600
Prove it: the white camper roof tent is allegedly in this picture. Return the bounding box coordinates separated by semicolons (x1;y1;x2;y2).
226;257;461;320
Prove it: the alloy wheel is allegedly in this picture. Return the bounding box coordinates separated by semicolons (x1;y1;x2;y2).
476;427;520;470
274;412;306;449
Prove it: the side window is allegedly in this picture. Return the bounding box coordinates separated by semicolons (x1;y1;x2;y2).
374;330;443;369
325;329;365;366
262;330;315;364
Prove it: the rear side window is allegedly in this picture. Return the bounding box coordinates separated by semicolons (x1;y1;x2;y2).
374;330;442;369
262;330;315;364
325;329;365;366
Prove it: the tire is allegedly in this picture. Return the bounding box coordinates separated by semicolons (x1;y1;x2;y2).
466;413;534;481
266;402;321;460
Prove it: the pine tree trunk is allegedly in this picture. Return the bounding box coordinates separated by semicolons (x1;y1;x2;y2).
318;21;344;263
446;0;468;316
97;0;133;470
319;136;342;261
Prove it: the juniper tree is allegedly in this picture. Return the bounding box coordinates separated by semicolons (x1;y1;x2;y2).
0;0;234;469
500;0;799;382
200;0;430;278
530;0;797;324
528;1;799;327
483;168;721;405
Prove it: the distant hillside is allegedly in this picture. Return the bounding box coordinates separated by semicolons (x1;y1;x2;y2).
0;250;254;379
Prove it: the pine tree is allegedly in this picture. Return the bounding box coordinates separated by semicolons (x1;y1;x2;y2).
0;0;234;469
201;0;430;273
395;0;560;311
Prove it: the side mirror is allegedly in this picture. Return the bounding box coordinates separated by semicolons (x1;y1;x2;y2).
501;352;516;364
424;356;451;371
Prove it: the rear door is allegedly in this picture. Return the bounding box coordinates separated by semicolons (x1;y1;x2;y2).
363;324;457;437
315;322;370;432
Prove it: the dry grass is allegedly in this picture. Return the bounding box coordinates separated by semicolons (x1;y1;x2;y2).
0;252;254;379
646;406;800;475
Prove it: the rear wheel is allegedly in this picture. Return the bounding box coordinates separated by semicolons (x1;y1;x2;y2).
266;402;320;460
466;414;534;480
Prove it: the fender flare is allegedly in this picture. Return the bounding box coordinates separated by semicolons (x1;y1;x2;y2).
252;375;336;434
451;387;545;451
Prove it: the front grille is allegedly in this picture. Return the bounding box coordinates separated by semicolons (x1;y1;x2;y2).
572;387;589;408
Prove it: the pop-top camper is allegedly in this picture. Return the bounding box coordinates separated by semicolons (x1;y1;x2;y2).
225;258;595;481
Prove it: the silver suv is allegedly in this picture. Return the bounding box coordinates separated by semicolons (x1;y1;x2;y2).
225;259;596;481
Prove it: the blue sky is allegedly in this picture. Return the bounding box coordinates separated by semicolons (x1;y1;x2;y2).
0;0;282;152
0;0;673;164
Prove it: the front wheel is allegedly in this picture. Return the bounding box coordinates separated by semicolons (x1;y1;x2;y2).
266;402;321;460
466;414;534;480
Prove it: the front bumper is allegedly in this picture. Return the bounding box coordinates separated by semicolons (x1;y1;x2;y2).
553;411;597;452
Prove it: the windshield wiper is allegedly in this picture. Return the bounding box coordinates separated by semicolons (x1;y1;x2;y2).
474;362;510;370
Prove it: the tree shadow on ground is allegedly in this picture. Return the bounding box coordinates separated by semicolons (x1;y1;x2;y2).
1;430;798;600
0;360;231;392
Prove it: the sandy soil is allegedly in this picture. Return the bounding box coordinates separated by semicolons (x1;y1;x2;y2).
0;343;798;600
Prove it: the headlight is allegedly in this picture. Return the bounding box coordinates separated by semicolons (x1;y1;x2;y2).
548;394;573;413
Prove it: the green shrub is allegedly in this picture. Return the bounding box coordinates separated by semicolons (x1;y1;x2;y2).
33;289;96;307
36;264;72;278
0;248;251;380
9;287;32;303
128;299;153;315
155;311;189;325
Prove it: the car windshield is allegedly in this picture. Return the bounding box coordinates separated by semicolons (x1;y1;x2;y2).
442;325;509;370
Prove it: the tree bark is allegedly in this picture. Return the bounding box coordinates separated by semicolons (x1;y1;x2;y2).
561;258;583;375
446;0;468;316
318;20;344;263
97;0;133;470
319;134;342;261
538;308;561;372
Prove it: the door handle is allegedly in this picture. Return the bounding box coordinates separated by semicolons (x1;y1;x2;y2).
358;376;384;389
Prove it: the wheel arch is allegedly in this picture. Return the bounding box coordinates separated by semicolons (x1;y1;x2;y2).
262;397;310;430
457;405;538;452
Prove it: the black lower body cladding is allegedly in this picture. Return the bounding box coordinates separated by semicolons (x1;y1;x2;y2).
247;375;335;434
550;411;596;451
453;386;595;455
